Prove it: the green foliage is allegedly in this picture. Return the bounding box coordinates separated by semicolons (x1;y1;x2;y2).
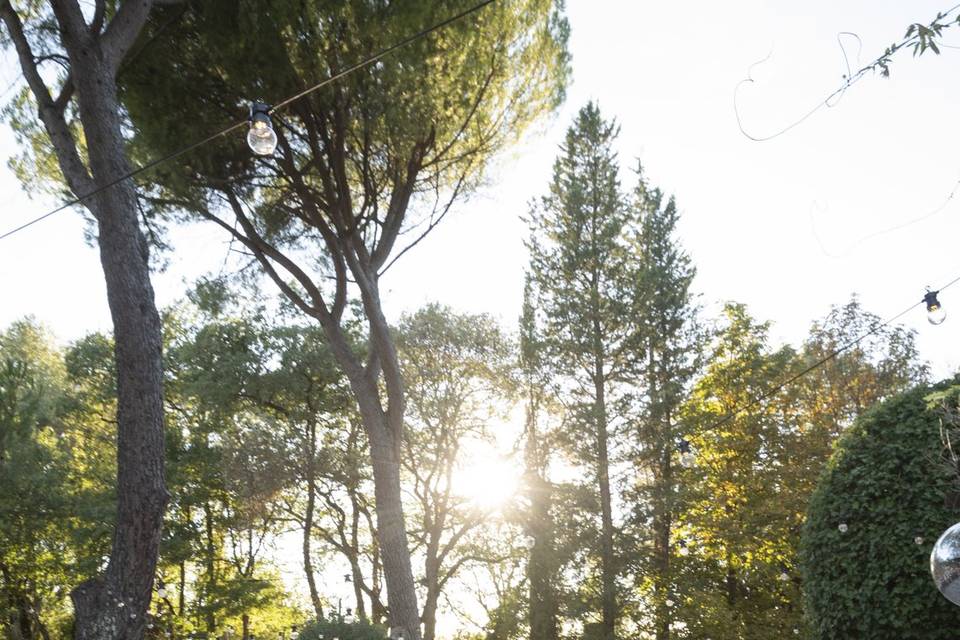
299;618;388;640
801;379;960;638
121;0;569;232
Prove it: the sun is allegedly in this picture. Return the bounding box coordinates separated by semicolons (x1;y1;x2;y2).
454;445;522;511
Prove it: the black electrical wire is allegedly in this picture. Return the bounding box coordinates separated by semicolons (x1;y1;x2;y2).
704;273;960;434
0;0;498;242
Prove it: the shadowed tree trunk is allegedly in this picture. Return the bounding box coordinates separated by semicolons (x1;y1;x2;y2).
0;2;171;638
303;419;324;619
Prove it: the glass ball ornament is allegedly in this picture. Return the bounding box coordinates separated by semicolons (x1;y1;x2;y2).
931;521;960;605
916;536;925;546
838;522;848;533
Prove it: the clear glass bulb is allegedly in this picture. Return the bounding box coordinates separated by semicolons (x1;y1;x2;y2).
931;521;960;605
928;304;946;326
247;122;278;156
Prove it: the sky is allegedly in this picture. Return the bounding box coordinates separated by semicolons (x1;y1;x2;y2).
1;0;958;634
2;1;960;377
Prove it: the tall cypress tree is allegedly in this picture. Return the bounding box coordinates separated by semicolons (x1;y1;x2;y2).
629;165;701;640
526;102;643;639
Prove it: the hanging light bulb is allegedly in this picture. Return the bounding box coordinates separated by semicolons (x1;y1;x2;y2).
838;522;848;533
247;101;278;156
677;538;690;557
678;439;696;468
925;289;946;325
916;535;926;546
931;521;960;605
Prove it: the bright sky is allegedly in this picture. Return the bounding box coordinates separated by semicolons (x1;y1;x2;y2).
2;1;959;377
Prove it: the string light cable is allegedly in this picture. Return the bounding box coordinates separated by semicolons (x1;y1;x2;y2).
809;169;960;259
701;272;960;435
734;3;960;142
0;0;498;242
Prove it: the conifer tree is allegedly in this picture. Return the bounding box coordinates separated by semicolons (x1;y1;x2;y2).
526;102;642;639
628;165;701;640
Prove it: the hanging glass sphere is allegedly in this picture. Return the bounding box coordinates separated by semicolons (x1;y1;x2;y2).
838;522;848;533
925;290;946;325
247;102;278;156
916;535;925;546
931;521;960;605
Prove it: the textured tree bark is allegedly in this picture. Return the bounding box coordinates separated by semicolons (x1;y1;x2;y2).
0;2;169;639
68;59;168;640
365;422;420;640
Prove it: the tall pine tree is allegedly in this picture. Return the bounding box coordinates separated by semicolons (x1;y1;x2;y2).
526;103;643;639
627;164;701;640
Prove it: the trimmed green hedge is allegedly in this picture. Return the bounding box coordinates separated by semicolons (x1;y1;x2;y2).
800;379;960;638
297;618;389;640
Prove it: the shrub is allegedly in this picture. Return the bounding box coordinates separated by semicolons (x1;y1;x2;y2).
800;379;960;638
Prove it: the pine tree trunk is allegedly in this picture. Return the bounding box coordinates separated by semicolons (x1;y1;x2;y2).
315;295;421;640
36;11;168;640
365;415;420;640
592;282;616;638
594;364;616;639
653;446;672;640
